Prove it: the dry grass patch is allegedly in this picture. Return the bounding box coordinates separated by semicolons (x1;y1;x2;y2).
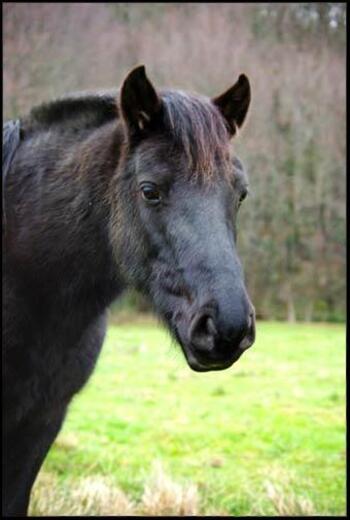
30;462;199;516
264;480;315;516
140;461;199;516
29;473;70;517
70;475;135;515
248;466;316;517
30;473;135;516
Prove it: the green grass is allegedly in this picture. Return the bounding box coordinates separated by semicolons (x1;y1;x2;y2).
30;320;346;516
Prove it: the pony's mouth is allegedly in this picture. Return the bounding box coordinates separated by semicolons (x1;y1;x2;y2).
182;343;244;372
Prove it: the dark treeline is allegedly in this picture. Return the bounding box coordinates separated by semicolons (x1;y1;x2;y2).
3;3;346;322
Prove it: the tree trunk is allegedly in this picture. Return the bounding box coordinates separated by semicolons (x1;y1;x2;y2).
285;282;296;322
304;301;314;322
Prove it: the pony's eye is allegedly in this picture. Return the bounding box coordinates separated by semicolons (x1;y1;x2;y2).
140;183;161;205
239;189;248;204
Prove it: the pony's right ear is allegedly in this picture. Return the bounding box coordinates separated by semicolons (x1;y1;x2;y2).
120;65;162;137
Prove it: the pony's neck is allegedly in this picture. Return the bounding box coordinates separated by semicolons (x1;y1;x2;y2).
72;120;124;204
54;121;126;302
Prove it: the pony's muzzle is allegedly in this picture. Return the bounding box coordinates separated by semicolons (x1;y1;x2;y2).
187;303;255;371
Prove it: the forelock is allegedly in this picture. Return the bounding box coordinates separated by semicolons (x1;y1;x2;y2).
160;90;231;181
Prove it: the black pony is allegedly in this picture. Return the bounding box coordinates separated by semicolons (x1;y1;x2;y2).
2;65;255;516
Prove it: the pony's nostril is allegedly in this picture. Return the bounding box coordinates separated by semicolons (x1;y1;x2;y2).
239;313;256;351
190;313;216;351
206;316;217;337
247;314;252;330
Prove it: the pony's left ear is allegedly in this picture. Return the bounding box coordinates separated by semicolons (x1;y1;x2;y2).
120;65;162;137
212;74;251;137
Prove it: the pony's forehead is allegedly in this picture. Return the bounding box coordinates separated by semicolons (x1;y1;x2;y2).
134;137;239;187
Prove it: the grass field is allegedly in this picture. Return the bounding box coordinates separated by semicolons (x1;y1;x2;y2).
30;320;346;516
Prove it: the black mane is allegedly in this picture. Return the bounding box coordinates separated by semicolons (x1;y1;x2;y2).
23;90;119;133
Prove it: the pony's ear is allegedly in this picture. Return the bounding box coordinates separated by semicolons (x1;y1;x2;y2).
212;74;251;137
120;65;162;137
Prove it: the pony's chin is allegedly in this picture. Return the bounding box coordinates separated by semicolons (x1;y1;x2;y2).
183;346;242;372
186;357;235;372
